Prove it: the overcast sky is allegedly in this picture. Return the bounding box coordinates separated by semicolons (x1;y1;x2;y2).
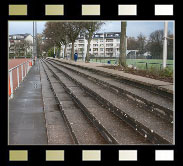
9;21;174;38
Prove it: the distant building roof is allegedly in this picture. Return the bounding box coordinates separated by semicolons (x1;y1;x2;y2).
77;32;121;39
9;33;32;40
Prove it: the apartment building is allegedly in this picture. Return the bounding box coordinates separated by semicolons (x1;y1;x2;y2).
9;33;33;56
61;32;121;59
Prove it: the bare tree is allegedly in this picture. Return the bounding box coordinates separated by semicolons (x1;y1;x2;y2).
14;41;22;56
136;33;147;55
119;21;127;66
82;22;104;62
127;37;138;50
64;22;84;60
43;22;71;58
14;40;28;57
22;40;32;57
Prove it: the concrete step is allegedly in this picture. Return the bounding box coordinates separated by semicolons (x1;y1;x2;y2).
49;59;173;123
40;60;74;145
41;60;107;145
43;59;152;145
45;59;173;144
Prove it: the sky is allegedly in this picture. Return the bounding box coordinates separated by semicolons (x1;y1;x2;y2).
9;21;174;38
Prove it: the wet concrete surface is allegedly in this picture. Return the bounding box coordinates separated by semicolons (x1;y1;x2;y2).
50;57;173;94
9;60;48;145
45;59;173;144
52;60;173;111
41;61;107;144
40;61;74;145
44;60;151;144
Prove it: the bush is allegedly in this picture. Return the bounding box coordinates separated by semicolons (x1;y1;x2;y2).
147;66;173;78
9;54;16;59
159;67;173;77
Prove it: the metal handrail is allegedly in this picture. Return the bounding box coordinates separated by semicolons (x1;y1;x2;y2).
9;59;34;99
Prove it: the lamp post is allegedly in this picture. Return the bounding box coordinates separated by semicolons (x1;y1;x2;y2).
32;21;34;60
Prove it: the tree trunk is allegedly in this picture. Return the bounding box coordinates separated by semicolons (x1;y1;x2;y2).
71;41;74;60
86;38;91;62
119;21;127;67
64;44;67;59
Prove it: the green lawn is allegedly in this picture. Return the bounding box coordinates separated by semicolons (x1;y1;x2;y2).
90;58;174;71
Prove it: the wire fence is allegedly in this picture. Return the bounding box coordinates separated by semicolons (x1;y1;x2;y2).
89;57;173;71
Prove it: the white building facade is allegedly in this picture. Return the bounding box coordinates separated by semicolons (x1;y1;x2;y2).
60;32;121;60
9;34;33;56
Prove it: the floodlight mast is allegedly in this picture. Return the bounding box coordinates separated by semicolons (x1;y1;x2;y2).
32;21;34;59
35;21;37;58
32;21;37;62
163;21;168;69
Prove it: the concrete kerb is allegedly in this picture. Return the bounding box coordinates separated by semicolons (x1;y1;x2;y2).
46;57;173;95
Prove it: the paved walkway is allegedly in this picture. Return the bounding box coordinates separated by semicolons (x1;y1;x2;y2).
9;60;47;145
48;58;173;94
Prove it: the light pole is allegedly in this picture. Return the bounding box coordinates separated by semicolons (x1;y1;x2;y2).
163;21;168;69
35;21;37;59
32;21;37;62
32;21;34;60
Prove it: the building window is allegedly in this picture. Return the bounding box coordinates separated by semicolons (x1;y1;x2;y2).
106;39;113;42
106;44;113;47
79;40;84;43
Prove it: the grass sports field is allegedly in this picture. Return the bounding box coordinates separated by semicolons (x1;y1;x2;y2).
90;58;174;71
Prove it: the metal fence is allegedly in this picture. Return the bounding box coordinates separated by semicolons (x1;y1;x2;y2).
9;59;34;99
89;57;173;70
135;62;173;70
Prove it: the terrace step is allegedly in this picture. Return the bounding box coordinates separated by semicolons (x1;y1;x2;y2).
40;61;74;144
49;59;173;123
45;59;173;144
42;59;151;144
41;61;107;144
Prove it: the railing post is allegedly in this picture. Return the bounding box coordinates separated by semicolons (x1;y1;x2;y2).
27;62;28;74
24;63;27;77
17;66;19;88
27;62;29;73
21;64;23;81
10;70;13;98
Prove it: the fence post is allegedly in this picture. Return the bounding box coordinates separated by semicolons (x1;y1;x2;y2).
27;62;28;73
17;66;19;88
21;64;23;81
10;70;13;98
27;62;29;73
27;62;28;74
146;63;148;70
25;63;27;76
